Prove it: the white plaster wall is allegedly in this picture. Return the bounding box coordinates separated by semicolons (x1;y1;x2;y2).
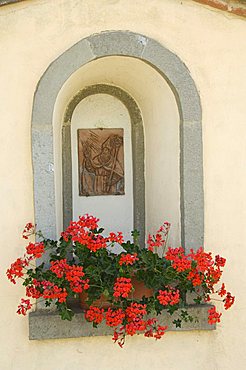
71;94;133;241
1;0;246;369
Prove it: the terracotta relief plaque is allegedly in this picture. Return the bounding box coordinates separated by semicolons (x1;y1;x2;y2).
78;128;124;196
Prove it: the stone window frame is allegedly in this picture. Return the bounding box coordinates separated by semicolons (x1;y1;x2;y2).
0;0;22;6
30;31;209;340
32;30;203;251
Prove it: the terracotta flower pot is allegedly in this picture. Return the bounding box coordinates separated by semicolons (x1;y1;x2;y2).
79;291;111;310
79;276;153;310
130;276;153;300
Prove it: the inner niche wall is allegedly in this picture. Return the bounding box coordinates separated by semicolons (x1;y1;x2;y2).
53;56;180;247
71;93;133;240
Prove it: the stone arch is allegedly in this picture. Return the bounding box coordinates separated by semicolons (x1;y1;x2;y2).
62;83;145;245
32;31;203;251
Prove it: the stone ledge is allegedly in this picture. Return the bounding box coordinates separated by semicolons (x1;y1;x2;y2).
29;304;215;340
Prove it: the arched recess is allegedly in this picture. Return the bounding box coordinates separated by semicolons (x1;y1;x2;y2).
32;31;203;251
62;84;145;245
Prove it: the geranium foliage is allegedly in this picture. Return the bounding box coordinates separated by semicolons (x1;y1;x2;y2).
7;215;235;347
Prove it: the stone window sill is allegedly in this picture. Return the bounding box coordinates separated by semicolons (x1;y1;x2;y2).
29;304;215;340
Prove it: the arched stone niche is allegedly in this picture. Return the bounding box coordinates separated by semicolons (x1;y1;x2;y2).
32;31;203;252
63;84;145;246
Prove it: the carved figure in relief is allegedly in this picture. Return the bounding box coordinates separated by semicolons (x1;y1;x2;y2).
78;129;124;196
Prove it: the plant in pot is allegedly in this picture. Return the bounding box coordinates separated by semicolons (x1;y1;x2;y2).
6;215;235;347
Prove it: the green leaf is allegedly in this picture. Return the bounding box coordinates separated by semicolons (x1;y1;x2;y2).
167;305;179;315
60;309;74;321
193;296;202;304
121;241;134;253
173;319;182;328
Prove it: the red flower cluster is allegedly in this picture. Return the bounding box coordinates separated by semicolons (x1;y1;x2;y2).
22;222;35;239
39;280;68;303
144;318;168;340
66;266;89;293
119;253;139;266
189;248;213;272
147;233;163;252
190;249;224;290
86;234;108;252
165;247;229;295
50;259;89;293
110;303;147;346
61;215;98;240
205;266;222;289
105;308;125;327
6;257;29;284
7;243;46;284
86;303;166;346
16;299;32;315
144;318;157;337
215;255;226;268
23;278;68;302
110;303;168;347
61;214;125;252
218;283;227;297
165;247;192;272
208;307;222;325
85;306;104;324
207;283;235;323
26;283;41;299
61;215;109;252
26;242;45;259
151;325;168;340
125;302;147;321
157;288;180;306
187;270;204;286
108;232;124;244
50;259;70;278
224;292;235;310
62;214;99;238
165;246;184;260
125;302;148;335
147;222;170;252
113;277;133;298
112;329;125;347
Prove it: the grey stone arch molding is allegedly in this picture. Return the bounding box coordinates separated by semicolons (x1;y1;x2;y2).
62;84;145;246
32;31;204;251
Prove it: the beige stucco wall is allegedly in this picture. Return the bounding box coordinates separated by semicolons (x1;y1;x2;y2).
0;0;246;369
